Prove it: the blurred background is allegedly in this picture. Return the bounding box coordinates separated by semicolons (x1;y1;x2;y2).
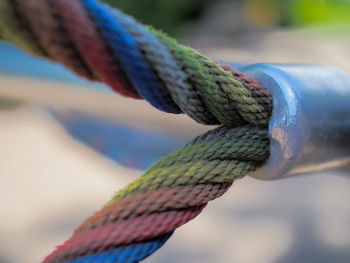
0;0;350;262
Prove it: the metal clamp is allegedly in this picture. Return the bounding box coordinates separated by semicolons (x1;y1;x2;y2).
236;63;350;180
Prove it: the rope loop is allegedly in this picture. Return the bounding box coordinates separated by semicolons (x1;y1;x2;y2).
0;1;273;262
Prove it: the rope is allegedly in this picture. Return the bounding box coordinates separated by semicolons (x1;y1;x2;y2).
0;1;273;262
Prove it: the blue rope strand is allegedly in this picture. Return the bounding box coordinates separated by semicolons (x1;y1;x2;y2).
81;0;180;113
67;232;173;263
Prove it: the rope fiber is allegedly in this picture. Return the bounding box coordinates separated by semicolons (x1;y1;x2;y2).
0;1;273;262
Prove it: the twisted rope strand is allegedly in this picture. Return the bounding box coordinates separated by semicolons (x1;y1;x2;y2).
75;183;231;234
82;0;178;113
0;0;45;56
68;233;173;263
51;0;140;98
16;0;94;79
0;1;273;262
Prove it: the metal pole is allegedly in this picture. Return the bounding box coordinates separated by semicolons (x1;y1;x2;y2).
234;63;350;180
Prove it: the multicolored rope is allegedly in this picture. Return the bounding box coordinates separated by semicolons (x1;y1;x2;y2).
0;0;273;262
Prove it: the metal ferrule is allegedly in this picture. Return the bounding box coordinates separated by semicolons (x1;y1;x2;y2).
237;63;350;180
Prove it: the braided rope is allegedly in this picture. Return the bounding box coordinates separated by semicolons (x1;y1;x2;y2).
0;1;273;262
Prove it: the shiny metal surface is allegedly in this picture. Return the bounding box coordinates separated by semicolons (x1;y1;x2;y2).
238;63;350;180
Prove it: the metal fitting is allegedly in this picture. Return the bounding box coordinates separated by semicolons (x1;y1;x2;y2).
237;63;350;180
